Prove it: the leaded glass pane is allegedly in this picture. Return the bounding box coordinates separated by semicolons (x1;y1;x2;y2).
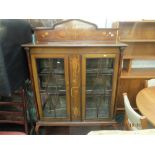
36;58;67;118
85;58;114;119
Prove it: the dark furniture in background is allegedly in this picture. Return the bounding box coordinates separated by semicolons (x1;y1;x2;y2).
0;19;32;134
112;21;155;115
0;89;28;134
0;19;32;96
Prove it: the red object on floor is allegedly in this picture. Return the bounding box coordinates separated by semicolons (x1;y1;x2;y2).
0;131;26;135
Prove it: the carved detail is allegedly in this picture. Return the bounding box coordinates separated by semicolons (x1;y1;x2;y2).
24;47;30;52
119;46;126;52
71;55;80;85
73;107;80;116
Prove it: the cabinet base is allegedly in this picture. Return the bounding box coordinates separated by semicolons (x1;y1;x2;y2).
35;120;119;134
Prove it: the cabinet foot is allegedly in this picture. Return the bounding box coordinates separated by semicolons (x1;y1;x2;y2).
35;123;40;135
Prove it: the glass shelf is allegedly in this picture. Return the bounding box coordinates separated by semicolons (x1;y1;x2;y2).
39;68;64;75
86;68;113;74
40;89;66;95
86;89;112;95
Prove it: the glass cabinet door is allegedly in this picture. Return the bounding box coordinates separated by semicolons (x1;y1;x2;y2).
82;54;118;120
31;54;70;120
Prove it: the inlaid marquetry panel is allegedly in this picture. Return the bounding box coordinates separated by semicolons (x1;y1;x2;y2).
34;19;118;42
69;55;81;120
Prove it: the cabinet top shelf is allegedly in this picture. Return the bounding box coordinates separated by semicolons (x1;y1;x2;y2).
22;41;127;48
120;39;155;43
123;55;155;60
114;20;155;24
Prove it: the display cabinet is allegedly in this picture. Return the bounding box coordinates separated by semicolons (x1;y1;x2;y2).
23;19;126;134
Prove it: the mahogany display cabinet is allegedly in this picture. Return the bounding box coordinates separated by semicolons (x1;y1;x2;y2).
22;19;127;134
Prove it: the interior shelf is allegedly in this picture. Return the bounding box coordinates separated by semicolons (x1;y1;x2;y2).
39;69;64;75
86;90;111;95
40;89;66;95
86;68;113;74
121;68;155;79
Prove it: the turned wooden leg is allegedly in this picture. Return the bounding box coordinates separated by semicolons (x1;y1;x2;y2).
35;124;40;135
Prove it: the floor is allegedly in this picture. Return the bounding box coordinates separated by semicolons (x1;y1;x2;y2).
0;113;125;135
